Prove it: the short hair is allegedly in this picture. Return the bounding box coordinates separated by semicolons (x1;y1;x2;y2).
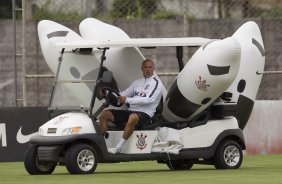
142;59;155;67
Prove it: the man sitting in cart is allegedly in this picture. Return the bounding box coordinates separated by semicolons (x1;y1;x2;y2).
99;59;163;154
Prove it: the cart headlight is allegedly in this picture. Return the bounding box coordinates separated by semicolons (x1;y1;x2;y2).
62;127;81;135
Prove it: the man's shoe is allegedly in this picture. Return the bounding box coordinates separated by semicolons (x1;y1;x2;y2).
104;132;109;139
108;147;121;154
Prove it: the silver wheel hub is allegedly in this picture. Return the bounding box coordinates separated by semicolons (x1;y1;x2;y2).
77;149;95;171
223;145;240;167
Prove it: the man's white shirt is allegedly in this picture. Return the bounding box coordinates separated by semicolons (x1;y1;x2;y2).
121;75;162;117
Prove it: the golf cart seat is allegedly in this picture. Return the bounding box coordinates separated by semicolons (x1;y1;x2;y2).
139;96;163;130
150;110;211;130
107;96;163;131
141;92;238;130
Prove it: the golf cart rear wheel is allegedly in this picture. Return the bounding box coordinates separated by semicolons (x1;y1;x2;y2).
24;145;56;175
65;143;98;174
214;140;243;169
167;160;193;170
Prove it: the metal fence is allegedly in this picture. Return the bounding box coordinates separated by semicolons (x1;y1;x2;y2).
29;0;282;20
1;0;282;107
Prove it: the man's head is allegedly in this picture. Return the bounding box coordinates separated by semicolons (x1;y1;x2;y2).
141;59;155;78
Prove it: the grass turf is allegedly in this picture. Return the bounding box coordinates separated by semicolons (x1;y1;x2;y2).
0;154;282;184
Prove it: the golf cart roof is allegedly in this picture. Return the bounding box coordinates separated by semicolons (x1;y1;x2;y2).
56;37;212;49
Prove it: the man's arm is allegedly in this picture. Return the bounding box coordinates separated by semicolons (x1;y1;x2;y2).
120;82;135;97
125;79;162;105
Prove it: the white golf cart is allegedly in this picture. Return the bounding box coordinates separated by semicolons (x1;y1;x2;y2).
24;20;265;175
24;47;244;175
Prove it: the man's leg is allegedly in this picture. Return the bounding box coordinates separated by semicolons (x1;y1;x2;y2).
122;113;139;139
109;113;139;154
99;110;114;135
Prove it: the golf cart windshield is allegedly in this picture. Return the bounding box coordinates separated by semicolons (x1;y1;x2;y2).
49;81;93;109
48;49;103;112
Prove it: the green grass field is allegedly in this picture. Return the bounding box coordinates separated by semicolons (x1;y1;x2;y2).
1;154;282;184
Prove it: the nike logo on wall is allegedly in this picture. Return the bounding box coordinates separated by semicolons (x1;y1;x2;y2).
16;127;38;144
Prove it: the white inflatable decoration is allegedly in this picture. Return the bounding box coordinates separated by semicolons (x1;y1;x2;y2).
38;20;102;110
224;22;265;129
37;18;265;130
79;18;151;91
163;37;241;122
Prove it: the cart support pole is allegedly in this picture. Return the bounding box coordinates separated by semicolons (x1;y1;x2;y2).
90;47;109;116
176;46;184;71
48;48;65;108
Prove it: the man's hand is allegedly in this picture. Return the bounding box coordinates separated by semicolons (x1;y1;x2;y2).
118;96;126;103
100;89;106;97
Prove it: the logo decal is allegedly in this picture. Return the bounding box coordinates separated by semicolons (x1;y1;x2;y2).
53;115;69;124
16;127;37;144
144;84;150;90
134;91;147;97
195;76;210;91
136;133;147;150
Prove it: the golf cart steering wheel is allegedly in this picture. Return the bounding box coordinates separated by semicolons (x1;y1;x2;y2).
102;87;123;107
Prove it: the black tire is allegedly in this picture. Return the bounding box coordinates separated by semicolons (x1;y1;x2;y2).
214;140;243;169
167;160;193;170
24;145;56;175
65;143;98;174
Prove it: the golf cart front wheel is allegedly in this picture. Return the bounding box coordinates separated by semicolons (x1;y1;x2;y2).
24;145;56;175
167;160;193;170
65;143;98;174
214;140;243;169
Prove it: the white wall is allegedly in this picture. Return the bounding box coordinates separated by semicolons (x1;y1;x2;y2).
244;100;282;154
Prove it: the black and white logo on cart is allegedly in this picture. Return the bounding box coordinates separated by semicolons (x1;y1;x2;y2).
136;133;147;150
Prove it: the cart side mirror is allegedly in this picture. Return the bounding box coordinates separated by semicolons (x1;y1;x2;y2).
101;71;113;84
